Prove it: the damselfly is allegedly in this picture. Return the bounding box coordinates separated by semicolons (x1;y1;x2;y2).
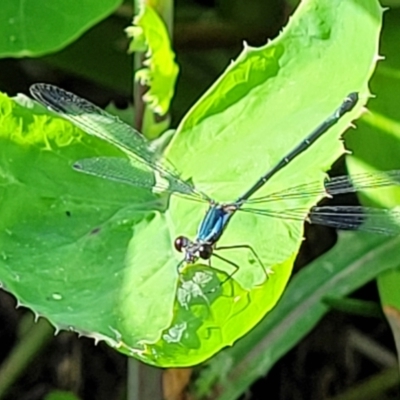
29;84;400;278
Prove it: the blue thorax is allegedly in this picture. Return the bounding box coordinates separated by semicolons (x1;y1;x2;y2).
196;204;235;244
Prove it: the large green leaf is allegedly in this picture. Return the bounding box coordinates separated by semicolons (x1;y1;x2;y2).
0;0;382;367
140;0;381;365
166;0;381;289
125;0;383;366
0;0;121;57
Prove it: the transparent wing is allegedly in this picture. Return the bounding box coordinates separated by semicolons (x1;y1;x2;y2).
245;170;400;204
240;205;400;235
30;84;206;200
308;206;400;234
30;84;155;161
74;157;204;199
241;170;400;234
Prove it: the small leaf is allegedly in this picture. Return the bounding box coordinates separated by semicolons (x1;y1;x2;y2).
44;390;80;400
127;5;179;116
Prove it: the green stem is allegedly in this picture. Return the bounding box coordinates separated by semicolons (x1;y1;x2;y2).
0;316;54;399
128;1;174;399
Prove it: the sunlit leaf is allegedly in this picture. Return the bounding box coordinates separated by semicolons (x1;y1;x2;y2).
127;5;179;117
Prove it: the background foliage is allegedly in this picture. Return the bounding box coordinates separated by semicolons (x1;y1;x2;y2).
0;0;399;399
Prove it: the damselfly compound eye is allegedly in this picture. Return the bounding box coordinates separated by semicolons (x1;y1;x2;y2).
199;244;213;260
174;236;189;252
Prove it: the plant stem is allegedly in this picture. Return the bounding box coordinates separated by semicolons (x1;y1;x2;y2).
127;1;174;399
